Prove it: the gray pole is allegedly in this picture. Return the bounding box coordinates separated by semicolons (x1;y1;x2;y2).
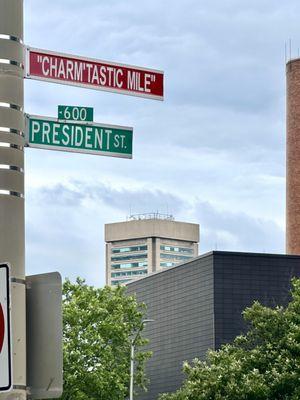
129;319;154;400
0;1;26;400
129;341;134;400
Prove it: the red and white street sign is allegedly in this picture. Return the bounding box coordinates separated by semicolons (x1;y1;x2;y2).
25;47;164;100
0;264;12;392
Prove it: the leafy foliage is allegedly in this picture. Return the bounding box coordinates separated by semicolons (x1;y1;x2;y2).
160;278;300;400
61;278;151;400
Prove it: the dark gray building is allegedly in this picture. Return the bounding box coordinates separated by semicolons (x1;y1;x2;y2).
126;251;300;400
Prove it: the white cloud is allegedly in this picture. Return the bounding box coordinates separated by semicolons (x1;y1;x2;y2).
23;0;295;286
25;181;284;286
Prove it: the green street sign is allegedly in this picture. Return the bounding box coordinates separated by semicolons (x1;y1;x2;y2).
26;115;133;159
58;105;94;122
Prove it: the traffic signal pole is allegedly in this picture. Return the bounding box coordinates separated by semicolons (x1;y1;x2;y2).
0;1;26;399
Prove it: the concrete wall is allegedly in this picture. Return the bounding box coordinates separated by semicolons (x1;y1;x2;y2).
105;219;199;242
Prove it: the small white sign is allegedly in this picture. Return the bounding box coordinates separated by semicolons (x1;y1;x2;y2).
0;264;12;392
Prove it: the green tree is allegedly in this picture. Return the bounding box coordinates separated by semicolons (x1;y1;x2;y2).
61;278;151;400
160;278;300;400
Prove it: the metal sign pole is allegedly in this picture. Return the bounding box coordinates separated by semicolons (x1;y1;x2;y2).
0;1;26;399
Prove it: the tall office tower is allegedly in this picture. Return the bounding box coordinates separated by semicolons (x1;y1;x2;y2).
105;213;199;286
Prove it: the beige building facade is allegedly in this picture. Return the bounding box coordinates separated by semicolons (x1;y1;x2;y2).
105;214;199;286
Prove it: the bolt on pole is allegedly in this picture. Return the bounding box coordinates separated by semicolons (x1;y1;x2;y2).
0;1;26;399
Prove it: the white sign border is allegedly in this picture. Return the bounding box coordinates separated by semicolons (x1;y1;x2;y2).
0;263;12;393
25;47;164;101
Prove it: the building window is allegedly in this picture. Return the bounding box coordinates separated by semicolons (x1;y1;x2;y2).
111;270;148;278
111;279;132;286
160;245;193;254
111;262;148;270
111;253;148;262
111;245;147;254
160;262;176;267
160;253;193;261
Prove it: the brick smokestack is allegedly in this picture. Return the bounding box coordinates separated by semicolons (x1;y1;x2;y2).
286;59;300;254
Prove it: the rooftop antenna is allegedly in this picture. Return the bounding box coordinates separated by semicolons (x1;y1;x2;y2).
289;38;292;61
127;204;133;221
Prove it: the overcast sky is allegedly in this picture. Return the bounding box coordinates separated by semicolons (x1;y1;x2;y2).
23;0;298;286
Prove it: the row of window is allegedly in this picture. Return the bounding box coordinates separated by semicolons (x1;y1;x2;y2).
111;253;147;262
111;255;192;267
111;279;131;286
160;245;194;254
160;262;177;267
111;245;147;254
111;269;148;278
111;262;148;270
160;253;194;261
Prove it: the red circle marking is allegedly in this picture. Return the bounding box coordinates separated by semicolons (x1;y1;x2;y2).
0;302;4;353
